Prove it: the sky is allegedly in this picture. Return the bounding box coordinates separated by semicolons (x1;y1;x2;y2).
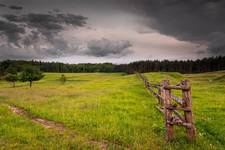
0;0;225;64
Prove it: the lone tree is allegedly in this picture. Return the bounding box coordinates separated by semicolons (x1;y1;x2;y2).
60;74;67;84
5;67;18;87
20;67;44;87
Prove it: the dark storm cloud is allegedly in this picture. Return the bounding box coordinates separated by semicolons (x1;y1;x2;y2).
1;12;87;46
9;5;23;10
0;3;23;9
0;3;6;7
0;11;87;59
0;20;25;45
1;0;224;61
86;38;132;57
52;8;60;13
3;13;86;32
128;0;225;56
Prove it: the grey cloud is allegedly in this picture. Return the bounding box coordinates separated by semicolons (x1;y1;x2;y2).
3;14;64;38
0;12;87;59
0;46;37;60
0;3;6;7
0;36;78;60
196;50;206;55
0;20;25;45
85;38;132;57
1;12;86;45
3;13;86;32
207;32;225;55
129;0;225;56
53;8;60;13
9;5;23;10
0;3;23;10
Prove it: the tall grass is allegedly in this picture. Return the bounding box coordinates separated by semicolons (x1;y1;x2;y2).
0;71;224;149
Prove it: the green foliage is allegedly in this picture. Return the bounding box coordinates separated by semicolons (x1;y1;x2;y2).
123;56;225;74
0;103;93;149
213;74;225;82
5;67;18;87
0;71;224;149
20;67;44;82
60;74;67;83
20;67;44;87
5;73;18;87
1;56;225;74
6;66;17;74
5;73;18;82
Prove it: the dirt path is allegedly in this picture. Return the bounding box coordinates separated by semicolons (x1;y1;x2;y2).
10;105;66;132
9;105;130;150
9;105;108;149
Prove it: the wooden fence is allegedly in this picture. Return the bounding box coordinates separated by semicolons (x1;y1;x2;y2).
137;73;196;141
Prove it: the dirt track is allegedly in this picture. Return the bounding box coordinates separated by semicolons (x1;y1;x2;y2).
9;105;129;150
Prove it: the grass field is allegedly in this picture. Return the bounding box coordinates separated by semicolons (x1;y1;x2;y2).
0;71;225;149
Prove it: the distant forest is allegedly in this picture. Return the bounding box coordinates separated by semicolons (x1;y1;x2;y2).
0;56;225;75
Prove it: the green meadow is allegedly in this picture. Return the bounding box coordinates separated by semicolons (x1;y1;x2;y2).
0;71;225;149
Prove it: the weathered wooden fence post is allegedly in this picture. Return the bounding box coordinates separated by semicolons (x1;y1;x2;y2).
182;80;196;140
138;73;196;141
158;86;164;108
157;88;161;106
163;80;174;140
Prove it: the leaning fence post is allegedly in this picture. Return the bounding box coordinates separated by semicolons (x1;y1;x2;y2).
182;80;196;140
163;80;174;140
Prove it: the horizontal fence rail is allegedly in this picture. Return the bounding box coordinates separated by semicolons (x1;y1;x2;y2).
137;73;196;141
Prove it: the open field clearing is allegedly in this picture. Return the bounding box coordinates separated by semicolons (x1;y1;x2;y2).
0;72;225;149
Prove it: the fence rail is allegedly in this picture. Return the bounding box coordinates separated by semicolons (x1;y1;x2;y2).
137;73;196;141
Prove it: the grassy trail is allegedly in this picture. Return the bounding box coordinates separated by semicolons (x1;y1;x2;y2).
8;105;121;150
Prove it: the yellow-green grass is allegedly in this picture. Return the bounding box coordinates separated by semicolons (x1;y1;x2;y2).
0;71;225;149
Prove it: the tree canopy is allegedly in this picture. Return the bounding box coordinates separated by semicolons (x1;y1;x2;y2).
5;73;18;87
0;56;225;75
20;67;44;87
5;66;18;87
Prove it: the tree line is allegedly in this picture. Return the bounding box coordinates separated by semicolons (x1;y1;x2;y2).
0;60;119;76
120;56;225;74
0;56;225;76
